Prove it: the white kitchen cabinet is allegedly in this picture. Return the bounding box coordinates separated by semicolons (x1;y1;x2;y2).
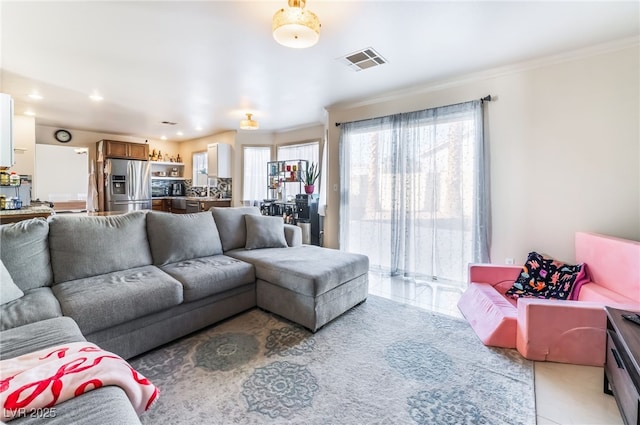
207;143;231;178
0;93;14;168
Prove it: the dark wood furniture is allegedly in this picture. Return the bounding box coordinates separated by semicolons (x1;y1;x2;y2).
152;199;170;212
151;198;188;214
102;140;149;161
605;306;640;425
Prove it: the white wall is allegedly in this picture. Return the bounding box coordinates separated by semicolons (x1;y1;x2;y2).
274;124;324;147
326;42;640;264
34;144;88;201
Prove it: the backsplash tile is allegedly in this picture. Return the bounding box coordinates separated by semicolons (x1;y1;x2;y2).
190;178;232;198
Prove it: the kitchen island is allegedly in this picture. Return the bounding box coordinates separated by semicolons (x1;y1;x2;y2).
0;205;55;224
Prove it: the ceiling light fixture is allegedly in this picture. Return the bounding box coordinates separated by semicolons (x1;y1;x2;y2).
28;92;43;100
240;113;259;130
89;93;103;102
272;0;320;49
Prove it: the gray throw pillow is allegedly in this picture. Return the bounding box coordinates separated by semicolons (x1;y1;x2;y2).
244;214;288;250
146;211;223;265
0;259;24;304
210;207;261;251
0;217;53;290
48;211;152;283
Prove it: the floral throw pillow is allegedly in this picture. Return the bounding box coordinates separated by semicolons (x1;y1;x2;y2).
505;252;585;300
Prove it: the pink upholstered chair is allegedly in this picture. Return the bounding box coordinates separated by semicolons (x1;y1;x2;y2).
458;232;640;366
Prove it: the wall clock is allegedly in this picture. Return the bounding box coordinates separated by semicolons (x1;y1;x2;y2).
54;129;72;143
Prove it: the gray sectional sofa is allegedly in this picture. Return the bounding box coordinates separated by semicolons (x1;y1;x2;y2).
0;207;369;424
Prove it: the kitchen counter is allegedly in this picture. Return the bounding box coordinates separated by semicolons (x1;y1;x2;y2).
185;197;233;202
151;196;187;200
0;205;55;224
152;196;233;202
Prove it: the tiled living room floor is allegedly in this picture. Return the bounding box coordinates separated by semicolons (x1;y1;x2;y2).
368;272;623;425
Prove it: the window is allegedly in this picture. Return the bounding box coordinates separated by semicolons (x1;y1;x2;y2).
277;141;320;194
339;100;489;283
277;141;319;165
192;152;208;186
242;146;271;206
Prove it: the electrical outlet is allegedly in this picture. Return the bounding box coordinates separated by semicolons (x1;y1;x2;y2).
505;257;515;265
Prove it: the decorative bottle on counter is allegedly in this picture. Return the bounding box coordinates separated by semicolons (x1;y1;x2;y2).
176;154;182;163
151;149;158;161
9;172;19;185
157;151;163;161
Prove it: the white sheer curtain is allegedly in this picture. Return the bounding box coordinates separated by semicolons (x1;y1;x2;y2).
339;100;489;282
242;146;271;206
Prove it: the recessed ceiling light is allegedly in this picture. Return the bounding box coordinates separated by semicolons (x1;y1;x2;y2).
89;93;103;102
195;126;203;131
24;110;36;116
28;92;43;100
161;136;167;140
176;131;184;136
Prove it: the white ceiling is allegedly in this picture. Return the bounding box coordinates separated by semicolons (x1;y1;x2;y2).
1;1;638;142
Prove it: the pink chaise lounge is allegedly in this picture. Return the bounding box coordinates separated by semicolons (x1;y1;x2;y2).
457;232;640;366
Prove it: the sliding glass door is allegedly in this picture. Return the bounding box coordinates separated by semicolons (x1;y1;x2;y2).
339;101;489;283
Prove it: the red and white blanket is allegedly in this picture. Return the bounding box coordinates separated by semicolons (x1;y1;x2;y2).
0;342;158;421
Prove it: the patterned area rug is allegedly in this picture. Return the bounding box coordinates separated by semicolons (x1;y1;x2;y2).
130;296;535;425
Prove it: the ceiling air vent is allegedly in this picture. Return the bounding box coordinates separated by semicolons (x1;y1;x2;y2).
339;47;387;72
161;121;177;125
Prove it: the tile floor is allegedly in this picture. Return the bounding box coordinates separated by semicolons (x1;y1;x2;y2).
368;271;623;425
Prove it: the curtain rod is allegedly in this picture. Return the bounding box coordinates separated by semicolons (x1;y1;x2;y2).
335;95;493;127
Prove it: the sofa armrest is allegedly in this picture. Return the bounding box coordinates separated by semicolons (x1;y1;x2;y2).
284;224;302;247
469;264;522;283
516;298;607;366
468;264;521;293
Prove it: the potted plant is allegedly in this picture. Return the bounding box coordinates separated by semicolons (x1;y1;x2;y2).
303;161;320;194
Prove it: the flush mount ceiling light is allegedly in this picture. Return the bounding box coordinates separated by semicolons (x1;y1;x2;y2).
273;0;321;49
240;113;259;130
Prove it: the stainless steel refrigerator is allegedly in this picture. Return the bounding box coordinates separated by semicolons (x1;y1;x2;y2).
105;158;151;212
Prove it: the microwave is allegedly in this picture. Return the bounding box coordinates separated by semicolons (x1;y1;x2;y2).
152;186;169;197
